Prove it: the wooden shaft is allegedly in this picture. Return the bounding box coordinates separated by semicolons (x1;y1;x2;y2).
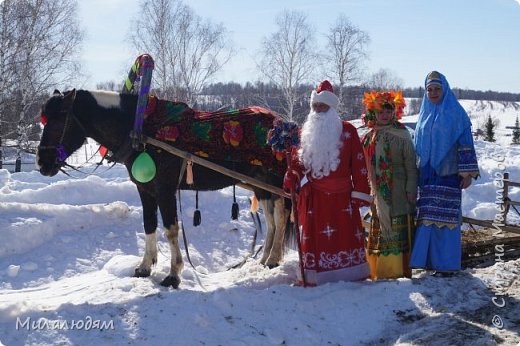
144;136;290;199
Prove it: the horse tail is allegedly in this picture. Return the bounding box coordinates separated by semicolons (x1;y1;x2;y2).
283;198;298;252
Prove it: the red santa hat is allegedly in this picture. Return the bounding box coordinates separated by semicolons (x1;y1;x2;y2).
310;80;339;109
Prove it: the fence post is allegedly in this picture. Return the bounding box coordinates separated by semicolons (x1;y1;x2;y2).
0;136;3;169
15;156;21;172
502;172;510;224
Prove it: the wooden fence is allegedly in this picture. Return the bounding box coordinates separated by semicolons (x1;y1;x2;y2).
463;172;520;235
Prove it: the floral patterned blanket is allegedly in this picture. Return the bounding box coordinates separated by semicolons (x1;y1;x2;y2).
142;95;286;174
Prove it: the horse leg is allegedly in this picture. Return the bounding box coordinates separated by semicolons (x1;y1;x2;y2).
265;196;289;267
157;190;184;288
261;196;289;268
135;189;158;278
259;198;276;267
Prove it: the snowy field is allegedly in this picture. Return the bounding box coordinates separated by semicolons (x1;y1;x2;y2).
0;100;519;345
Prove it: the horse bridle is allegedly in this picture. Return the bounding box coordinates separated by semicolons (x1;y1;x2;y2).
38;90;86;165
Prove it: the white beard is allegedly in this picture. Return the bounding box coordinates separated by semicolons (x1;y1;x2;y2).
298;107;343;179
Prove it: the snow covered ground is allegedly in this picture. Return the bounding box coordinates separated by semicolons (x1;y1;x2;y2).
0;100;519;345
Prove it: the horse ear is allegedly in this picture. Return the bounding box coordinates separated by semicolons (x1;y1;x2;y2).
63;89;76;101
62;89;77;110
53;89;61;96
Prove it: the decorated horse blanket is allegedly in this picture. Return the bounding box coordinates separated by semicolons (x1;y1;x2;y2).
142;96;286;174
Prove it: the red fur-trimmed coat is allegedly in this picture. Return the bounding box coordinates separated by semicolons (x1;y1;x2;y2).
284;121;371;285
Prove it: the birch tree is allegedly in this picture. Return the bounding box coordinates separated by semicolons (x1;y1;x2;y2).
0;2;18;138
257;10;317;120
0;0;83;149
367;68;404;91
324;15;369;115
129;0;233;107
129;0;180;99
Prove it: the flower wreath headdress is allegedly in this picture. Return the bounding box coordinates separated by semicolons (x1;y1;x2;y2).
361;90;406;128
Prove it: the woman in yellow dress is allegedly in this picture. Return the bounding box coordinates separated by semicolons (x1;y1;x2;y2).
361;91;417;280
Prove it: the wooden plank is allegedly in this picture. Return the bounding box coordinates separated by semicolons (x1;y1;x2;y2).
462;235;520;250
502;174;509;221
462;216;493;228
462;249;520;267
500;225;520;234
144;136;290;199
506;181;520;187
463;216;520;234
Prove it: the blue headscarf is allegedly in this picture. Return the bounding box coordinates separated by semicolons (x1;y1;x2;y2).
415;71;472;173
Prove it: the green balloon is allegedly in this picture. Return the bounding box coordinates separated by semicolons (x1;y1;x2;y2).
131;152;156;183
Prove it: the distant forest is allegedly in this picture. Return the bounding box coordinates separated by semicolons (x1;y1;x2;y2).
194;82;520;125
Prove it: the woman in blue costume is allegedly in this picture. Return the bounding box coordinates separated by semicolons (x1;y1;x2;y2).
410;71;479;276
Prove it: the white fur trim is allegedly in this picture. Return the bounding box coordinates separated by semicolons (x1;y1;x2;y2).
310;90;339;109
351;191;373;203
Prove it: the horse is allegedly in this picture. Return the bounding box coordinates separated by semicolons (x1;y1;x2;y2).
37;89;291;288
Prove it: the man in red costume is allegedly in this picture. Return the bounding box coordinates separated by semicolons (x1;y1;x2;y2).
285;80;372;286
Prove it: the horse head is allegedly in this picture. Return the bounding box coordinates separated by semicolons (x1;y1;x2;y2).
37;89;88;176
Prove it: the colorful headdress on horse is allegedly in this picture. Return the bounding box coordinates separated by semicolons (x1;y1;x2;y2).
361;90;406;128
267;118;300;161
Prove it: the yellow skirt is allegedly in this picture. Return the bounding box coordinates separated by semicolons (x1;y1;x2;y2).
366;214;414;280
367;252;411;280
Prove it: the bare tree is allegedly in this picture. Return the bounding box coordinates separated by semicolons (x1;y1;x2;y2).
367;68;404;90
129;0;233;106
96;81;122;92
0;0;83;149
257;10;317;120
0;2;19;137
324;15;370;114
129;0;180;99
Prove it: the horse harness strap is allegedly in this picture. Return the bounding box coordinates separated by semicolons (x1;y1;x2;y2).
38;91;87;163
177;159;188;190
175;159;262;271
177;189;206;275
175;159;206;274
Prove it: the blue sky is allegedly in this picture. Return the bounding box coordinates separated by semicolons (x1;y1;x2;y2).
78;0;520;93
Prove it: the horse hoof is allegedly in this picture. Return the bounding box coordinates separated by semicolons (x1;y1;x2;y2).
134;268;151;278
160;275;181;288
266;263;279;269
